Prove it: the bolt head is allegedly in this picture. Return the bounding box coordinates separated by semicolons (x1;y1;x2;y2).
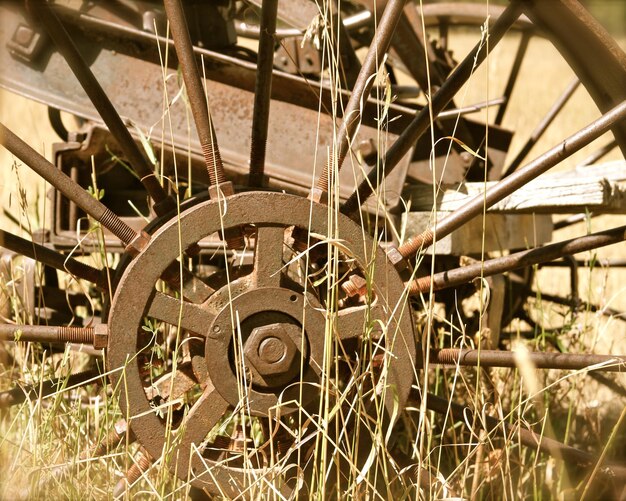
244;323;304;388
94;323;108;349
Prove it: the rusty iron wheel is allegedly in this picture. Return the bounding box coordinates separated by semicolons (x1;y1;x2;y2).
0;0;625;498
106;191;416;495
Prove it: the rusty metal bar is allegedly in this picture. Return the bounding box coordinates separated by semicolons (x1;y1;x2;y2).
424;393;626;477
313;0;408;200
341;1;523;216
0;229;105;287
494;30;531;125
396;99;626;261
248;0;278;187
0;369;102;409
426;349;626;372
163;0;227;189
27;1;173;216
0;324;107;347
408;224;626;294
503;78;581;177
333;2;362;89
0;123;138;245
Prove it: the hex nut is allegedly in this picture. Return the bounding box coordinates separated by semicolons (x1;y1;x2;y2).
244;323;302;386
93;323;109;349
386;246;407;270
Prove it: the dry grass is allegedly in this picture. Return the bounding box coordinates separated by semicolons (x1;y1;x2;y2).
1;3;625;500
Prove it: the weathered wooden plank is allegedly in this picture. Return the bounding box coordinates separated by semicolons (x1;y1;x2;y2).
403;161;626;214
401;212;553;255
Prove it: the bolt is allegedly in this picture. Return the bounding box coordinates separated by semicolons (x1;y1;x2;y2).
244;323;303;387
93;323;108;349
258;337;286;364
13;25;34;47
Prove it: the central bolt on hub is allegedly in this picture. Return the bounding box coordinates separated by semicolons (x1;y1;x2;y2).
258;336;287;364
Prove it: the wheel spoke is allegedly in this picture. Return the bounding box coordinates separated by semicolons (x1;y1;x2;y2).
494;30;531;125
394;100;626;261
147;292;215;335
0;229;106;288
313;0;407;200
176;384;230;461
248;0;278;187
26;1;173;215
341;2;524;216
408;223;626;294
0;123;138;245
163;0;228;190
335;304;385;342
161;263;216;304
253;225;285;288
503;78;581;177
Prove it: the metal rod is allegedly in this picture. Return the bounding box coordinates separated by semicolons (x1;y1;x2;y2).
0;229;105;287
163;0;227;188
396;99;626;261
248;0;278;187
0;123;138;245
235;9;373;40
423;393;626;477
313;0;408;200
503;78;581;177
495;30;531;126
341;2;523;216
0;369;102;409
409;224;626;294
333;1;362;89
27;1;173;216
0;324;99;345
426;348;626;372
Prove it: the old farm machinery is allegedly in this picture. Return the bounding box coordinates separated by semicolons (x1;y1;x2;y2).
0;0;625;498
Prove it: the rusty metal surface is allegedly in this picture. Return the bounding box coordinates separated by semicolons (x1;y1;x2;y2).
1;0;626;495
107;191;416;493
0;3;413;210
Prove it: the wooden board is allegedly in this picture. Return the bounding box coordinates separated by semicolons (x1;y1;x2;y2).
402;212;553;255
403;161;626;214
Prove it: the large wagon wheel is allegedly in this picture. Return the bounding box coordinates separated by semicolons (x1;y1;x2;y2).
0;0;625;498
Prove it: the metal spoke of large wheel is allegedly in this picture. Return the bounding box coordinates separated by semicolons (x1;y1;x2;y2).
502;78;581;177
163;0;228;192
423;394;626;478
391;100;626;263
425;349;626;372
248;0;278;187
26;1;173;216
312;0;407;201
494;30;531;125
0;229;106;288
408;223;626;294
341;2;524;216
0;123;139;246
